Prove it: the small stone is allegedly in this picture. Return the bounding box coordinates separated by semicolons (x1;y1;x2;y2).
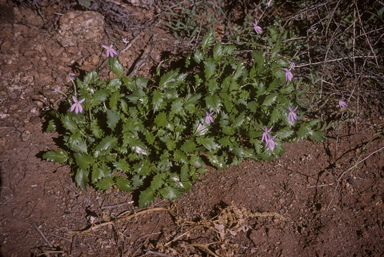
21;130;31;141
30;116;40;125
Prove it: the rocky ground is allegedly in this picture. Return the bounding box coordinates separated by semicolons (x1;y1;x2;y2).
1;1;384;256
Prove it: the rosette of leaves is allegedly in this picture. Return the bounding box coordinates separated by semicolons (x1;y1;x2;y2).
43;31;324;207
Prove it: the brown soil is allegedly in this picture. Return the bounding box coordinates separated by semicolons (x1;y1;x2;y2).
1;1;384;256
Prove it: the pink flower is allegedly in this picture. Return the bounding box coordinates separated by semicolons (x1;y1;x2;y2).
287;106;298;123
70;95;85;114
205;111;214;125
339;100;348;110
261;126;272;144
253;19;262;35
265;134;277;151
284;68;293;82
102;44;118;58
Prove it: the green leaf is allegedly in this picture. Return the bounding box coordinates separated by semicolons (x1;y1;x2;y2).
208;78;219;95
208;154;227;169
95;136;118;154
113;159;130;172
174;149;188;164
151;174;164;190
166;137;176;151
277;127;294;139
205;95;221;112
62;116;77;132
159;69;179;89
309;130;325;142
248;101;258;113
154;112;168;128
193;49;204;63
218;136;232;147
180;164;189;181
189;155;205;167
267;78;280;92
106;109;120;130
297;124;309;140
74;152;94;170
46;119;56;132
204;57;216;80
96;177;114;190
108;78;122;92
139;188;155;208
75;169;89;190
92;162;111;183
90;119;103;138
201;30;215;51
68;133;88;154
152;90;163;112
270;108;280;124
132;175;144;188
128;138;149;155
193;121;208;136
89;90;109;108
233;111;245;128
108;57;124;77
82;70;98;85
136;77;149;89
171;99;183;114
159;187;182;200
262;92;278;106
181;139;196;153
43;149;68;163
213;42;223;61
256;82;266;97
233;62;245;80
197;137;220;152
115;177;132;192
109;91;120;111
222;126;234;135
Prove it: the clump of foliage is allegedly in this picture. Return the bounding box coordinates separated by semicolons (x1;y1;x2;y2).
43;31;326;207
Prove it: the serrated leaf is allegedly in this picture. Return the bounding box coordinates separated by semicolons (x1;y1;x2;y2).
213;42;223;61
159;69;179;89
197;137;220;152
201;30;215;51
297;124;309;140
233;62;245;80
262;93;278;106
267;78;280;92
68;133;88;154
159;186;182;200
222;126;234;135
218;136;232;147
180;164;189;181
166;137;176;151
96;177;114;190
189;155;205;167
62;116;77;132
115;177;132;192
174;149;188;164
154;112;168;128
95;136;118;152
309;130;325;142
128;138;149;155
152;90;163;112
90;119;103;138
181;139;196;153
193;121;208;136
106;109;120;130
208;154;227;169
43;149;68;163
46;119;56;132
256;82;266;97
270;108;280;124
151;174;164;190
208;78;219;95
75;169;89;190
277;127;294;139
139;188;154;208
193;49;203;63
92;162;111;183
89;90;109;108
132;175;144;188
204;58;216;80
205;95;221;112
74;152;94;170
108;57;124;77
136;77;149;89
233;111;245;128
113;159;130;172
171;99;183;114
109;91;120;111
108;78;122;92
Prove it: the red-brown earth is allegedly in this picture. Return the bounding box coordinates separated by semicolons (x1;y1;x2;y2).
1;1;384;256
